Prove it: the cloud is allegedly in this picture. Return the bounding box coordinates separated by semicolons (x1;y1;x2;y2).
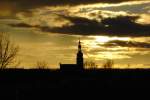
103;40;150;48
1;0;145;7
9;15;150;37
41;15;150;37
0;0;149;20
9;23;39;28
0;0;149;15
81;1;150;14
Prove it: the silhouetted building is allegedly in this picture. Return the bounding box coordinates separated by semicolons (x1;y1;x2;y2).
76;40;84;68
60;39;84;70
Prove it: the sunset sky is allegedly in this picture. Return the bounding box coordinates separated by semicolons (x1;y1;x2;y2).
0;0;150;69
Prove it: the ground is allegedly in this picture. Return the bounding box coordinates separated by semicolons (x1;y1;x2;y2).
0;68;150;98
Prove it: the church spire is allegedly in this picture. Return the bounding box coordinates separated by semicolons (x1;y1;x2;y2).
77;39;84;69
78;38;82;52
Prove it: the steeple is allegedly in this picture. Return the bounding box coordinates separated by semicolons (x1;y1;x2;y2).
76;39;84;69
60;39;84;71
78;39;82;51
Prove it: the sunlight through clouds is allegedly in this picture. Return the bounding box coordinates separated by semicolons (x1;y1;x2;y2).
81;35;150;68
136;14;150;24
16;11;72;27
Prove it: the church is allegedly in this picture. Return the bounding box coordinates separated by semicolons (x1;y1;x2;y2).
60;40;84;70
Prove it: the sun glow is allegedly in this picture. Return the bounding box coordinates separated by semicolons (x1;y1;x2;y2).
95;36;131;44
136;14;150;25
83;36;131;50
82;36;133;62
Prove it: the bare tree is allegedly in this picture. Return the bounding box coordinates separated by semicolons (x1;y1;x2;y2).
84;61;98;69
36;61;48;69
103;59;114;69
0;33;19;69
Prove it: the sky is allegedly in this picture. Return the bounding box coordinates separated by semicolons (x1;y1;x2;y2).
0;0;150;69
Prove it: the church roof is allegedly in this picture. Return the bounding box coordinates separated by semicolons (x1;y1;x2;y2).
60;64;77;67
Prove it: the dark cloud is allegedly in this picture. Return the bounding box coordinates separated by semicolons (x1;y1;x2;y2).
41;16;104;35
0;0;148;12
41;15;150;37
9;23;39;28
1;0;144;6
100;16;150;36
103;40;150;48
9;15;150;37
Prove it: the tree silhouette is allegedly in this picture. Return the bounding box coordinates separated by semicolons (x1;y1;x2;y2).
0;33;19;69
103;59;114;69
36;61;48;69
84;61;97;69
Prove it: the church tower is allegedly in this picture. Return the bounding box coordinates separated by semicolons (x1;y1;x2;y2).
76;39;84;69
60;39;84;71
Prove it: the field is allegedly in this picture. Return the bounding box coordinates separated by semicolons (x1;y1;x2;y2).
0;68;150;98
0;68;150;88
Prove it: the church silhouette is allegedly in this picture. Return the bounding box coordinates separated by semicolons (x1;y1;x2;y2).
60;39;84;70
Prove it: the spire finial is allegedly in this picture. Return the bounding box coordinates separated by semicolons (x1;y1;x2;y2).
78;38;81;45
